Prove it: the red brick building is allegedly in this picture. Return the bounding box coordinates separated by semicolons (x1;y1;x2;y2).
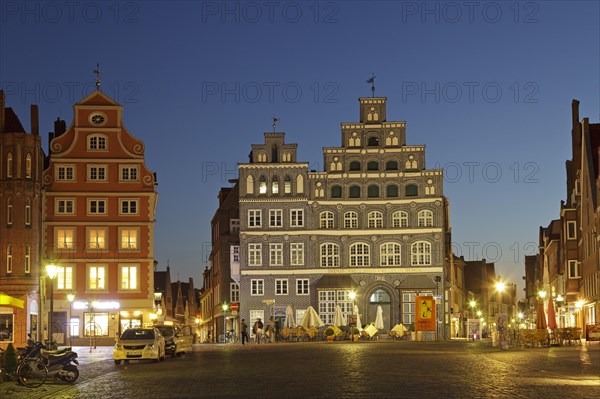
0;90;44;348
42;90;158;345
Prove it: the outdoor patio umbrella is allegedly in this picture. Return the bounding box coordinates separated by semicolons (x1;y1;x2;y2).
375;305;384;330
547;297;557;330
284;305;296;328
300;306;324;329
333;305;346;327
354;305;363;331
536;300;547;330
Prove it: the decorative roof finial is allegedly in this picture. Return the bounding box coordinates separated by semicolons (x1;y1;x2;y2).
93;63;102;90
366;73;376;97
272;116;280;132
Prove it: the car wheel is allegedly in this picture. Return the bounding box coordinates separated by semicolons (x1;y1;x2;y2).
114;360;122;365
154;348;161;363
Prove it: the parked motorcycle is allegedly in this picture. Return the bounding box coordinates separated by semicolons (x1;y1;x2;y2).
27;342;80;383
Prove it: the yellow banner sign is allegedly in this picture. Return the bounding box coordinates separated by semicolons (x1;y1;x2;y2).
415;296;436;331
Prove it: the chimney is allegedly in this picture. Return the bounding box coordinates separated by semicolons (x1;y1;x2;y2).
30;104;39;135
0;90;5;133
54;117;66;136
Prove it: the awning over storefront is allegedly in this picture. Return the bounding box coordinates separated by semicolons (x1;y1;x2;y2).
0;292;24;309
316;275;357;290
397;275;437;289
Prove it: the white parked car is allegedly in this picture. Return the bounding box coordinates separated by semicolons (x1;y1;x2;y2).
114;327;165;364
155;324;194;357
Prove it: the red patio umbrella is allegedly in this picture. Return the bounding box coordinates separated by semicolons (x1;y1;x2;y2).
547;297;557;330
536;300;547;330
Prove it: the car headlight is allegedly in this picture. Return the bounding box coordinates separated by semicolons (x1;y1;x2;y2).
147;343;155;349
115;343;123;350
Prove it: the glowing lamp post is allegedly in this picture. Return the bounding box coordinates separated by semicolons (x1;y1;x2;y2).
349;291;356;342
67;293;75;346
222;303;228;343
46;264;58;349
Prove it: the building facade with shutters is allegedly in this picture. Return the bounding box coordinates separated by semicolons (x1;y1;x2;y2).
238;96;451;338
41;90;158;346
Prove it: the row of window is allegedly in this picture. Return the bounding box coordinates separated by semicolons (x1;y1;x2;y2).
250;278;309;296
4;244;32;274
55;198;138;216
247;241;433;267
330;183;435;198
246;174;304;195
54;227;139;251
4;153;33;179
248;209;436;229
55;164;139;182
330;159;419;172
4;198;32;226
46;264;139;291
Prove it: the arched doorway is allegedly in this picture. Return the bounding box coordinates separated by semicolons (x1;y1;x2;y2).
367;288;392;332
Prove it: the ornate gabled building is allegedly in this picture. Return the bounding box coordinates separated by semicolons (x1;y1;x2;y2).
0;90;44;348
238;96;451;338
41;89;158;345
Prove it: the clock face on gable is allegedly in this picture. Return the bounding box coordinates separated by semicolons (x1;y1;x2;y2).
89;113;106;126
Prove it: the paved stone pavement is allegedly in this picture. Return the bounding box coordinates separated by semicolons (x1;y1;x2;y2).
1;340;598;399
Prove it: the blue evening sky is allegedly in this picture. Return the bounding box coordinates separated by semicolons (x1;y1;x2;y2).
1;1;599;297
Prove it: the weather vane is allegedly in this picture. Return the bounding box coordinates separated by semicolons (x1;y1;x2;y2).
93;63;102;90
366;73;376;97
272;116;280;132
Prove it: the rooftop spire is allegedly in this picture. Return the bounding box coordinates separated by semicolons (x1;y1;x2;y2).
93;63;102;90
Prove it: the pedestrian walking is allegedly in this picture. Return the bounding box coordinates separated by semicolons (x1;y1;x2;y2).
497;316;507;350
253;318;264;344
274;318;281;343
266;317;276;343
241;319;249;345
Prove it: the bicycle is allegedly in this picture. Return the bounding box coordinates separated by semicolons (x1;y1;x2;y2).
218;330;239;344
16;357;48;388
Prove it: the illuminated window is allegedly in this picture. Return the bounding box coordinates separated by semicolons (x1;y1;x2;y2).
88;265;107;290
120;228;139;250
84;313;109;336
120;265;138;290
259;176;267;194
271;176;279;194
87;228;107;250
56;228;75;249
56;266;73;290
284;176;292;194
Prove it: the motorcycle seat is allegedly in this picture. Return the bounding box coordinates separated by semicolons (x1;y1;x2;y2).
42;347;72;356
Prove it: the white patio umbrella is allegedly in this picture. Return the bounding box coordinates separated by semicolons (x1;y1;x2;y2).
284;305;296;328
300;306;324;328
375;305;384;330
333;305;346;327
354;305;363;331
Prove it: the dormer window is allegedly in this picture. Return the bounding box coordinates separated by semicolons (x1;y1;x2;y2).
88;135;107;151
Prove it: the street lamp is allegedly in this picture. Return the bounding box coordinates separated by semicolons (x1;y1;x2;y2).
46;264;58;349
222;303;228;343
67;293;75;346
349;291;356;342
